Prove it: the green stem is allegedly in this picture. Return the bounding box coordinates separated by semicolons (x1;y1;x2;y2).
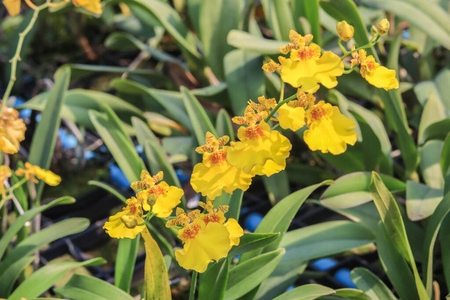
189;271;198;300
337;38;348;55
340;35;381;61
264;93;297;123
0;178;28;210
1;1;50;113
279;80;285;103
343;65;358;74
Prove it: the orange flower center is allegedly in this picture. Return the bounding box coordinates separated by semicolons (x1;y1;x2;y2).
243;125;264;140
297;47;316;61
149;185;165;197
310;106;326;121
209;150;227;165
182;224;202;240
203;213;221;225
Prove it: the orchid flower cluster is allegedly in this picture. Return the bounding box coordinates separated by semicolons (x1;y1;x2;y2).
103;19;399;274
3;0;102;16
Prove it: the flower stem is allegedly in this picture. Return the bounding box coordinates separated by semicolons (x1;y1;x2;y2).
340;35;381;62
264;93;297;123
0;178;28;210
338;39;347;55
189;271;198;300
1;0;50;113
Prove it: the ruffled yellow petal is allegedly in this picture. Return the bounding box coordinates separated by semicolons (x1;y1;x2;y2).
72;0;102;14
3;0;20;16
277;105;306;131
253;160;286;177
224;218;243;246
364;66;399;91
227;122;291;174
175;220;232;273
34;168;61;186
0;108;26;154
191;148;253;201
280;51;344;93
304;102;357;154
103;210;145;239
152;184;183;218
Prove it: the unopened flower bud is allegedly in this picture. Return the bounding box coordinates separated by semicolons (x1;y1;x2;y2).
121;215;138;228
336;21;354;42
378;19;390;36
147;193;157;207
371;26;378;37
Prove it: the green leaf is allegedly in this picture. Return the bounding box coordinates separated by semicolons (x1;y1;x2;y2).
280;221;374;263
273;284;335;300
420;140;445;189
321;172;405;209
215;109;235;141
422;191;450;296
224;49;265;116
0;196;75;260
214;189;244;221
239;180;332;263
199;259;229;300
262;171;290;204
224;249;285;300
228;233;280;258
28;66;70;201
227;30;286;55
180;86;217;145
418;92;448;144
441;133;450;177
9;258;105;300
261;0;295;41
414;68;450;112
88;181;127;204
370;172;428;299
440;214;450;291
199;0;242;80
54;274;135;300
406;181;443;221
0;218;89;297
350;267;398;300
421;119;450;142
361;0;450;50
114;237;140;293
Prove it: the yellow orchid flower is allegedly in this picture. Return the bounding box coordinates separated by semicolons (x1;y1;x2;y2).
103;197;145;239
15;162;61;186
0;166;12;198
0;107;26;154
72;0;102;14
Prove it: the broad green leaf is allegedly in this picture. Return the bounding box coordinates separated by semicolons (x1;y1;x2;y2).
88;181;127;204
224;49;265;116
114;238;140;293
273;284;335;300
224;249;285;300
441;214;450;291
54;274;135;300
239;180;332;263
0;218;89;297
441;132;450;177
291;0;321;44
333;289;371;300
215;109;235;141
370;173;428;299
422;191;450;296
418;92;448;144
115;0;201;60
420;140;445;189
28;66;70;201
262;170;290;205
414;68;450;112
227;30;286;55
406;181;443;221
318;143;365;173
214;189;244;221
350;267;397;300
180;86;217;145
422;119;450;142
261;0;295;41
361;0;450;50
228;233;279;258
321;172;405;209
9;258;105;300
280;221;374;263
141;228;171;299
199;0;242;80
199;259;229;300
24;89;145;132
0;196;74;260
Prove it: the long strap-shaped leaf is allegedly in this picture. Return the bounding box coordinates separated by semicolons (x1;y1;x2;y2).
370;172;428;300
141;227;171;300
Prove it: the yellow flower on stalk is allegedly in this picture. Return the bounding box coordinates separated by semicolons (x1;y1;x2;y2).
167;205;243;273
351;48;399;91
3;0;20;16
277;90;315;131
0;107;26;154
132;170;183;218
190;132;253;201
227;98;291;176
72;0;102;14
103;197;145;239
0;166;12;197
15;162;61;186
263;30;344;93
336;21;354;42
303;101;357;155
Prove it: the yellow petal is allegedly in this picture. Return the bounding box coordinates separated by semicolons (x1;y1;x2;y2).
175;222;232;273
277;105;306;131
3;0;20;16
152;185;183;218
253;160;286;177
304;103;357;154
280;51;344;93
103;210;145;239
224;218;243;246
72;0;102;14
365;66;399;90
